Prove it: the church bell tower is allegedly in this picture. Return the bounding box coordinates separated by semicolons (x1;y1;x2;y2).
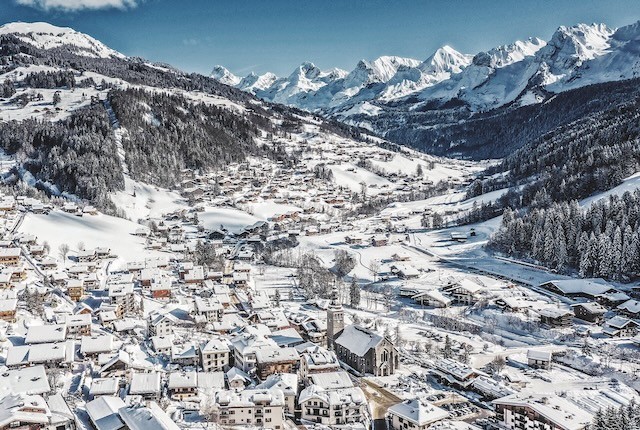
326;285;344;350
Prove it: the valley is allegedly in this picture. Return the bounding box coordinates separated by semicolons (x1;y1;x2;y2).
0;16;638;430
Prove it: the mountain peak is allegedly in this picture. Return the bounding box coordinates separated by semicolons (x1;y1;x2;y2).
210;65;240;86
0;21;124;59
472;37;546;68
546;22;614;62
421;45;472;74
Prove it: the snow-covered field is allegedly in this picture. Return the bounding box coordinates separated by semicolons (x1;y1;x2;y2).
20;210;167;268
198;207;261;233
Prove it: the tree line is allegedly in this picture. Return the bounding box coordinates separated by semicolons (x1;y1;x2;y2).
490;193;640;281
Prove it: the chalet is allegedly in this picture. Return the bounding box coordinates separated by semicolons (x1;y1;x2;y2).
571;302;607;323
168;371;198;400
0;247;20;266
151;335;174;357
99;351;131;377
76;249;96;263
25;323;67;344
299;345;340;381
603;316;639;337
538;308;572;327
345;234;365;245
431;358;481;389
148;312;178;337
171;343;199;367
184;266;205;285
81;334;115;358
334;325;398;376
391;264;420;280
255;373;299;415
90;378;120;398
0;298;18;322
539;278;617;300
412;289;452;308
6;340;75;368
387;399;449;430
40;257;57;270
254;346;300;381
83;206;98;215
0;272;12;289
450;232;468;242
151;278;172;299
443;279;484;305
129;372;162;400
391;252;411;262
194;296;224;322
527;349;552;370
371;235;389;247
226;367;251;390
231;332;279;374
108;283;135;315
66;278;85;302
65;313;92;337
617;299;640;318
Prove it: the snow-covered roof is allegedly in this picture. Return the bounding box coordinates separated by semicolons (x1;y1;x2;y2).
85;396;126;430
81;334;115;355
335;325;385;357
542;278;615;296
571;302;607;314
168;372;197;389
196;372;225;391
255;346;300;364
606;315;637;329
129;372;161;395
255;373;299;396
617;299;640;315
25;323;66;344
493;393;593;430
299;385;366;406
527;349;552;361
90;378;120;396
0;366;50;396
118;402;179;430
309;371;354;390
387;398;449;426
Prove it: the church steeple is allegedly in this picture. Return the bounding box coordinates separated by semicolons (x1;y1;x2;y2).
326;284;344;350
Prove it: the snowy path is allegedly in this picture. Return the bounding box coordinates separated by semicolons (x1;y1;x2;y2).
102;99;129;175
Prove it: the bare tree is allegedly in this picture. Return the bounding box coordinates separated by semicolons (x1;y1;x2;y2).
58;243;70;265
369;260;380;282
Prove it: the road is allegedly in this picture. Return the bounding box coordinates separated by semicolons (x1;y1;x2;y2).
355;377;401;430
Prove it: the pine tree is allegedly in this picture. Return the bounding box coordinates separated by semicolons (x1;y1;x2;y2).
442;335;453;359
555;224;568;270
274;289;281;307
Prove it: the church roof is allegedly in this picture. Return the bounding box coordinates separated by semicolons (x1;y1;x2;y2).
335;325;385;357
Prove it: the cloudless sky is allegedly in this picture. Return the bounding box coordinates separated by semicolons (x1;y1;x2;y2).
3;0;640;77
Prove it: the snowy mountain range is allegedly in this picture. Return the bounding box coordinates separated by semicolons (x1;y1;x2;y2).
211;21;640;115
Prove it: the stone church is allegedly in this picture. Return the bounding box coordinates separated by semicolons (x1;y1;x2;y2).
327;287;398;376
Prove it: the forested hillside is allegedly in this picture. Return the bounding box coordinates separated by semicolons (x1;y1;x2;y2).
483;80;640;279
0;104;124;206
377;77;640;159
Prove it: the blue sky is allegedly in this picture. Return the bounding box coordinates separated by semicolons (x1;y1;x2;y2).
3;0;640;77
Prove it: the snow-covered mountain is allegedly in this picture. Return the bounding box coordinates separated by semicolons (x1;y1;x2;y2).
0;22;124;59
212;21;640;115
210;65;240;86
